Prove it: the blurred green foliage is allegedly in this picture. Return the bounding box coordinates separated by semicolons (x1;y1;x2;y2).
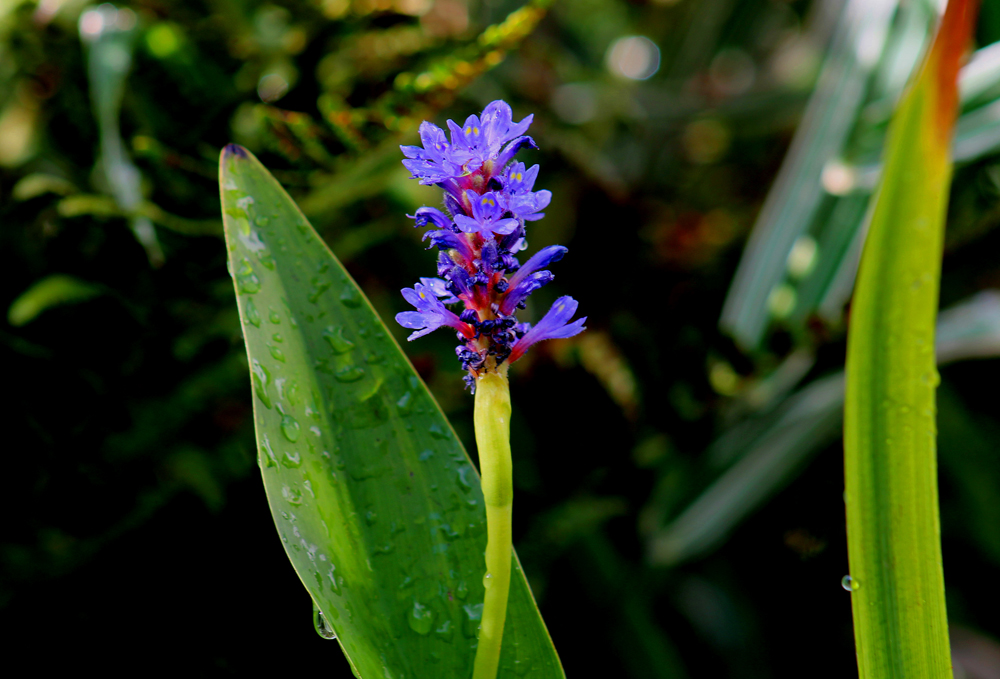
4;0;1000;676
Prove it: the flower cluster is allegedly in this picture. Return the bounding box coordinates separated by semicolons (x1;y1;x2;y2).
396;101;586;391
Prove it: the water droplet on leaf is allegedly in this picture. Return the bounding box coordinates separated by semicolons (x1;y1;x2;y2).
461;603;483;638
842;575;859;592
335;366;365;383
323;326;355;354
251;360;272;409
281;415;301;442
282;485;303;505
408;601;435;635
246;298;261;327
339;286;361;308
313;602;337;640
309;277;332;303
235;258;260;294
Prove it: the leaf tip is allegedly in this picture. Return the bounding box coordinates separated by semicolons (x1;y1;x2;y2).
223;143;249;159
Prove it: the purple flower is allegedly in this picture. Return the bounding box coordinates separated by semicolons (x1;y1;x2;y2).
454;191;519;237
446;101;534;173
422;229;474;261
395;282;474;341
419;277;460;305
400;101;534;185
508;296;587;363
502;162;551;222
408;206;452;229
400;122;465;185
499;245;566;314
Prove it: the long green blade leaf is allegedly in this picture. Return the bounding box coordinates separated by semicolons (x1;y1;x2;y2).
219;145;563;679
844;1;977;677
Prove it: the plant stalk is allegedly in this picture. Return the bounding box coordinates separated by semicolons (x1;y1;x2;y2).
472;367;513;679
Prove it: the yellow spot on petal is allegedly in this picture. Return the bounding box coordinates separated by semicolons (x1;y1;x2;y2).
465;126;472;135
474;127;480;135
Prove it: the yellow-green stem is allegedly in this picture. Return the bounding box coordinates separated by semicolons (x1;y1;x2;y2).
472;368;513;679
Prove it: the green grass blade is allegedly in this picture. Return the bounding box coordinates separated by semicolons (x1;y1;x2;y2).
219;145;564;679
844;1;977;676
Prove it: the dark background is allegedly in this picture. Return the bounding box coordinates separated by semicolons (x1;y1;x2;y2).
3;0;1000;676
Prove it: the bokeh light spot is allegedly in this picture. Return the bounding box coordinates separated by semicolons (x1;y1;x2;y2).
606;36;660;80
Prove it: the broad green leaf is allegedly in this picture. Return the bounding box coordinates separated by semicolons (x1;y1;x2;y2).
844;1;977;677
8;274;102;326
219;145;564;679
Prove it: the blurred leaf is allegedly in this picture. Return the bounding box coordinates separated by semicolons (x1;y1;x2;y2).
219;145;563;679
648;289;1000;567
719;0;899;350
81;3;163;266
844;1;976;677
8;274;102;326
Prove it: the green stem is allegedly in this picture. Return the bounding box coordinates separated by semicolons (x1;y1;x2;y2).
472;368;513;679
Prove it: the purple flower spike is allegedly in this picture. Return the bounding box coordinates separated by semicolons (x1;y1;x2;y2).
396;101;584;388
508;296;586;363
454;190;520;236
396;283;474;341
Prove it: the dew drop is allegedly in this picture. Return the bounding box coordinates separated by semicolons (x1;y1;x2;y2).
483;572;492;589
282;485;303;505
255;216;270;228
339;286;361;308
269;345;286;363
282;450;302;468
335;365;366;383
269;309;281;324
313;602;337;640
326;566;341;594
434;619;454;641
323;326;355;354
309;277;332;304
455;580;469;600
259;435;277;467
235;258;260;294
457;466;474;493
365;510;377;526
428;423;448;440
365;351;385;365
258;251;276;271
245;298;261;327
251;360;272;409
272;333;283;343
396;392;414;416
461;603;483;638
842;575;859;592
408;601;435;635
281;415;301;442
